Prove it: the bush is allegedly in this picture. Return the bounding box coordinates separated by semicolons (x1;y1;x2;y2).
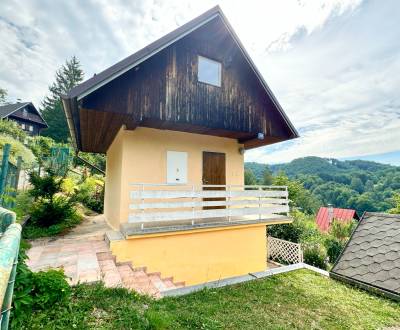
329;219;355;242
12;241;71;328
30;195;77;228
12;240;34;313
268;222;303;243
31;270;71;309
268;210;319;244
0;134;35;165
24;169;81;238
303;243;328;270
325;237;345;264
74;176;104;213
0;119;27;141
29;170;62;200
12;191;34;221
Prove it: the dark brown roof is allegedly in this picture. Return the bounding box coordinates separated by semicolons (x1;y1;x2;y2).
62;5;298;151
0;102;48;127
331;212;400;300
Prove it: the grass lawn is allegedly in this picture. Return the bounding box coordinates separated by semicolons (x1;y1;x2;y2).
14;270;400;329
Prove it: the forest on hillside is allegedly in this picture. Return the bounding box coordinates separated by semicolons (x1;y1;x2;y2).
245;156;400;214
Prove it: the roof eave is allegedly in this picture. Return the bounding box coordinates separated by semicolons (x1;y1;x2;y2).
61;95;80;151
330;271;400;302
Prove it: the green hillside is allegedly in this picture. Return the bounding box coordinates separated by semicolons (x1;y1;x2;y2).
245;156;400;213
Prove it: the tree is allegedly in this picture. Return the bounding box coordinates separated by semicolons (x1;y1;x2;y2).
262;166;273;185
244;169;258;185
41;56;84;142
350;177;364;194
389;193;400;214
273;172;321;214
0;87;8;105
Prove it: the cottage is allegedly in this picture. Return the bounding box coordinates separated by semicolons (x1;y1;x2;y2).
62;6;298;286
0;102;48;135
316;206;359;232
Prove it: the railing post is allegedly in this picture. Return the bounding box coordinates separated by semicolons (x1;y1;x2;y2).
140;184;144;230
285;186;289;216
191;184;195;226
258;186;262;220
228;185;231;222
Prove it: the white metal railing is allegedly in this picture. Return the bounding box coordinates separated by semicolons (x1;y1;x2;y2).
128;184;289;229
267;236;303;264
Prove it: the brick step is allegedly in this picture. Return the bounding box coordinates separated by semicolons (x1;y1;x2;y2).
96;252;122;287
96;241;185;297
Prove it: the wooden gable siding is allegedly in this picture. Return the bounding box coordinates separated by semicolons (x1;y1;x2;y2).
80;16;288;151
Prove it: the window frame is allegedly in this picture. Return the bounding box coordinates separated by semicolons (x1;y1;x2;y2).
197;55;222;87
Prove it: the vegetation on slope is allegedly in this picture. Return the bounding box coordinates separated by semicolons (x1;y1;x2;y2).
14;270;400;329
246;156;400;213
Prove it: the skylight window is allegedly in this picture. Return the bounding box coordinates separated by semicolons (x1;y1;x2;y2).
198;56;221;87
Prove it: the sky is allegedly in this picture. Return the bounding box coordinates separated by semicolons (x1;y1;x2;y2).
0;0;399;165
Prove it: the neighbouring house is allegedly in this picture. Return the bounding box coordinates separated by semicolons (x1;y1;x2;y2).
331;212;400;301
62;6;298;286
316;206;359;232
0;102;48;136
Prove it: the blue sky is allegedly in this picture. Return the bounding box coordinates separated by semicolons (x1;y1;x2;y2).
0;0;399;165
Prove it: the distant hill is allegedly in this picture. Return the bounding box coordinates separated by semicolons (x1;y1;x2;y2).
245;156;400;213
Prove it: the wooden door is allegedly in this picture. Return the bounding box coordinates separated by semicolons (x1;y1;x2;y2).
202;152;226;209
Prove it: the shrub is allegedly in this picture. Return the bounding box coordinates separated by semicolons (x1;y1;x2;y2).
268;222;303;243
24;169;81;238
0;119;27;141
329;219;355;242
12;242;71;328
29;170;62;200
325;237;345;264
12;240;34;313
30;195;77;228
303;243;328;270
74;176;104;213
0;134;35;165
31;270;71;309
12;191;34;221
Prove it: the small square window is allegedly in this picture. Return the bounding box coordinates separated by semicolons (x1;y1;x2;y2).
198;56;221;87
21;123;26;130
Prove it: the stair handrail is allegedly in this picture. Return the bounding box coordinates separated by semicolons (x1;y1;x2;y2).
0;207;21;329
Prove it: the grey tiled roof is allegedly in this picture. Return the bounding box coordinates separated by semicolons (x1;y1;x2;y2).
332;212;400;296
0;102;30;118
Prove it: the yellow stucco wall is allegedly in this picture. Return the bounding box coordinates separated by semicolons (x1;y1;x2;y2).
110;223;267;285
104;127;244;229
104;129;125;230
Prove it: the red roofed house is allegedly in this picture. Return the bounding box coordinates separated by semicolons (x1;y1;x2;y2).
316;206;359;232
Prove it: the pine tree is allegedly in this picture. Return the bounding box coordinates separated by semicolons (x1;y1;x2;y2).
41;56;84;142
0;87;8;105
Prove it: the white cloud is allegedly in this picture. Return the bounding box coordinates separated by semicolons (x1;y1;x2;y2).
1;0;399;163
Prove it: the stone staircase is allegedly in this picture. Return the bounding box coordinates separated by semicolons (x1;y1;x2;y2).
26;214;185;298
96;251;184;298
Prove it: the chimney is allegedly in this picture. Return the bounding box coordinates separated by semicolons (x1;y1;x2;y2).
328;204;334;225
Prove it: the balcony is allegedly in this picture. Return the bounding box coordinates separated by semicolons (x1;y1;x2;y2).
121;184;291;236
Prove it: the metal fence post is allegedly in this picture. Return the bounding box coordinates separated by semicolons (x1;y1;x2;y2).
0;144;11;204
